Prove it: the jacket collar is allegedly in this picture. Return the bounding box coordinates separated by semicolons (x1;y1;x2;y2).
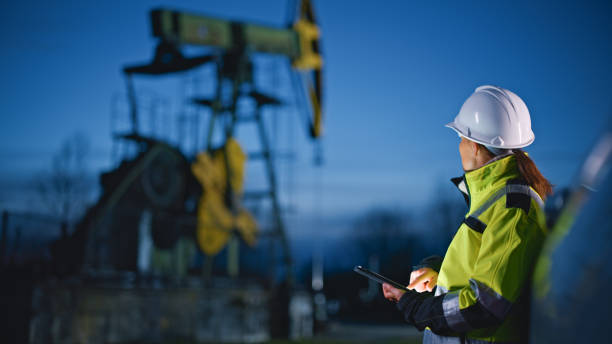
451;176;469;206
451;153;520;211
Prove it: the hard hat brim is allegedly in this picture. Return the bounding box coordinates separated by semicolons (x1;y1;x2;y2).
445;121;535;149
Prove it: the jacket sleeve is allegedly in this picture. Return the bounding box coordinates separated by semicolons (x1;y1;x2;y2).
396;289;454;335
396;205;546;334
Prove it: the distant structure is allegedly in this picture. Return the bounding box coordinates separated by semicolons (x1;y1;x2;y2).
17;1;326;343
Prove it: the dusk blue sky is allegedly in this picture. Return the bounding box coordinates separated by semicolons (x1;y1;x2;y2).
1;0;611;230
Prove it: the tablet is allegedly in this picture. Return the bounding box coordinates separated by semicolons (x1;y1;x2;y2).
353;265;408;290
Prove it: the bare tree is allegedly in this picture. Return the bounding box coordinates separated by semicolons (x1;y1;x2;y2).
34;133;93;224
349;208;413;302
352;208;408;259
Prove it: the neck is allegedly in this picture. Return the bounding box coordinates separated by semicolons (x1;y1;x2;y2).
465;151;512;172
482;151;514;166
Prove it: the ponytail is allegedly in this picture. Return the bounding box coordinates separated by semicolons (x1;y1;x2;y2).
512;149;553;200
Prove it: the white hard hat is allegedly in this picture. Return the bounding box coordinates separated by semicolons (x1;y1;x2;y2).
446;85;535;149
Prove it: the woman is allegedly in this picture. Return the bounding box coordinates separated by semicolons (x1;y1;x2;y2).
382;85;552;343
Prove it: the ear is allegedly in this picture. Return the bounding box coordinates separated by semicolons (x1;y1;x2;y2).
468;140;479;155
474;143;493;159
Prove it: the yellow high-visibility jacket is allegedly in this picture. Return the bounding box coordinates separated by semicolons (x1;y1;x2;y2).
396;154;548;344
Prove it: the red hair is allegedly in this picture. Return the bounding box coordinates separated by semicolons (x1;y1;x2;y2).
512;149;553;200
480;145;553;200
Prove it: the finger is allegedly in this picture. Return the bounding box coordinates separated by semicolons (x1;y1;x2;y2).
415;282;427;293
383;289;392;299
420;270;435;279
408;274;428;289
416;271;437;285
388;289;402;302
407;277;420;289
414;275;435;292
409;269;425;283
382;284;394;298
382;284;397;301
425;275;438;292
410;269;426;283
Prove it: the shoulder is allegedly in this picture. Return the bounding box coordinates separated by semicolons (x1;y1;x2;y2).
505;179;543;215
484;182;547;238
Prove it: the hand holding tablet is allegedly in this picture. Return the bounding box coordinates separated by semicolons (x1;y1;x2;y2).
353;265;408;290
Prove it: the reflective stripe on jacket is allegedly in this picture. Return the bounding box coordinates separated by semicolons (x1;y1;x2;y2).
423;154;547;343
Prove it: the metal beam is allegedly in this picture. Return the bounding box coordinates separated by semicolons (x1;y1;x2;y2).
151;9;300;58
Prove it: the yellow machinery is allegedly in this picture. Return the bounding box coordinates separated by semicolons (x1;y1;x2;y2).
191;138;257;256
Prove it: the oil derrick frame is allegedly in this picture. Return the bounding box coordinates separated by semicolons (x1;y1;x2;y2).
121;0;324;287
195;48;295;285
122;46;295;286
110;90;172;166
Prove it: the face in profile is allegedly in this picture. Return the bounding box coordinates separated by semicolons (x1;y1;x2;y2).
459;137;474;171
